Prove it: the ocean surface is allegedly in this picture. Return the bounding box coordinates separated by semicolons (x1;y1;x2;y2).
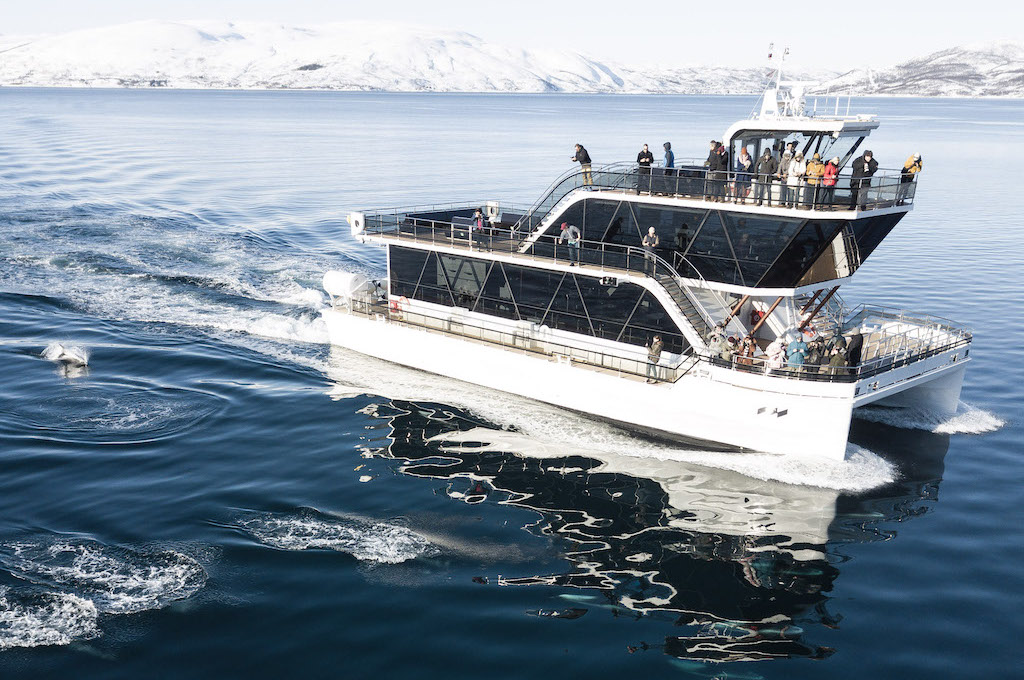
0;89;1020;678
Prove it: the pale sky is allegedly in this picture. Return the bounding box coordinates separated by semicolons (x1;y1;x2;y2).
3;0;1019;71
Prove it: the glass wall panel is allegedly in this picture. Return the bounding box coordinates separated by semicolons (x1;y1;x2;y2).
758;220;844;288
851;213;904;261
721;213;803;286
581;199;620;243
388;246;428;298
389;246;692;354
420;252;456;306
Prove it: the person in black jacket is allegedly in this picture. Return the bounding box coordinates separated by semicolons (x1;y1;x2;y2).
754;149;778;206
845;330;864;374
636;144;654;194
572;143;592;185
849;150;878;209
704;140;719;201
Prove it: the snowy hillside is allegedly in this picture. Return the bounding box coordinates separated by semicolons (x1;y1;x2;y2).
817;42;1024;97
0;20;819;94
0;21;1020;96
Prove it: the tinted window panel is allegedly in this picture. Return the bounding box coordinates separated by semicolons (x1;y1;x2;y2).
759;219;844;288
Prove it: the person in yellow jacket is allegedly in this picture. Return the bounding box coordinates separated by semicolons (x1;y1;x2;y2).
898;153;923;204
805;153;826;207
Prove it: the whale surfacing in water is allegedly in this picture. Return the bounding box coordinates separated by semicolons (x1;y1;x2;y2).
42;342;90;367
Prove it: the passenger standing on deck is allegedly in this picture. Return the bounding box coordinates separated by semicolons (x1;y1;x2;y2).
822;156;840;207
765;337;786;374
707;323;728;360
786;152;807;208
787;333;808;371
572;144;592;185
637;144;654;194
642;226;660;273
755;148;778;206
846;329;864;374
704;141;723;201
736;334;757;367
472;208;485;250
559;221;581;266
777;151;793;207
849;150;878;209
645;334;664;383
828;346;849;375
898;153;923;204
663;142;675;172
735;147;753;204
805;153;825;207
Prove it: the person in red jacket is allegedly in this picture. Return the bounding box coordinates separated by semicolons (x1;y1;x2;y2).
821;156;840;208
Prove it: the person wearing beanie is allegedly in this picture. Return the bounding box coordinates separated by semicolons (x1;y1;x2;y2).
805;152;826;207
821;156;841;207
850;150;878;209
898;152;923;204
786;151;807;208
755;148;778;206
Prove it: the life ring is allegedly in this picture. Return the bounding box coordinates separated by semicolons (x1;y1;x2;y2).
389;296;409;318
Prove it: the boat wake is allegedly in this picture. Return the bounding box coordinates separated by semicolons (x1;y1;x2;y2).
0;537;209;650
854;401;1005;434
430;427;894;493
234;508;439;564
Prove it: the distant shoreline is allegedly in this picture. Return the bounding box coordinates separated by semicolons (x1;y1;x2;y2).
2;84;1022;101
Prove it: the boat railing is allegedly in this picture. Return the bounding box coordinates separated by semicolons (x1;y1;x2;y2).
339;292;969;386
511;160;918;236
343;296;699;384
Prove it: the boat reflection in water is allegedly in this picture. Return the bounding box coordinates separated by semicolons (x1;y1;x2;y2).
329;358;948;665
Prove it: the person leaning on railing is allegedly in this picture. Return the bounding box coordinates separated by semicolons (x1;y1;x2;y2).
572;143;592;186
898;153;923;205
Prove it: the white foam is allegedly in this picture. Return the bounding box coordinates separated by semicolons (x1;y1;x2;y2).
431;427;894;493
0;586;100;650
238;511;437;564
855;401;1006;435
1;540;207;615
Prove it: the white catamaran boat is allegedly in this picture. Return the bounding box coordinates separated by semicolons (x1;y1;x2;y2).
322;70;971;461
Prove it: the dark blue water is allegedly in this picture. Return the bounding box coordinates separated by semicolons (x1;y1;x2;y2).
0;89;1020;678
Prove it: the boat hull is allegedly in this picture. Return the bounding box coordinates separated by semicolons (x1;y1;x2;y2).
322;307;868;460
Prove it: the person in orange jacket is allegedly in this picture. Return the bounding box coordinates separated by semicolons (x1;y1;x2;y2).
805;153;826;207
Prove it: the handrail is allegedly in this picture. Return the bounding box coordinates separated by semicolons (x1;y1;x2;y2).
361;211;721;341
338;294;969;386
344;297;696;383
506;161;918;239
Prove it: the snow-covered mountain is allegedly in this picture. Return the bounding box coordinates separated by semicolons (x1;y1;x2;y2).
0;21;1020;96
817;42;1024;97
0;20;822;94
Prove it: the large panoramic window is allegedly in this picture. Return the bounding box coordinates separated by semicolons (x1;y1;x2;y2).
388;246;691;354
540;197;905;288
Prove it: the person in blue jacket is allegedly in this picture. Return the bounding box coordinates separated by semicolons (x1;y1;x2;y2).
787;334;808;371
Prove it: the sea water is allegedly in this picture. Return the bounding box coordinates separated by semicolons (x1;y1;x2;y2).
0;89;1020;678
